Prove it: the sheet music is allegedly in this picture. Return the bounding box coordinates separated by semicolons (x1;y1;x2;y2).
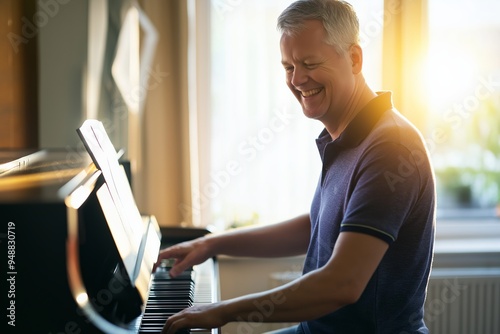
77;119;144;282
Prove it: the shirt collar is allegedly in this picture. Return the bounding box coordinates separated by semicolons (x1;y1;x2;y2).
316;91;394;152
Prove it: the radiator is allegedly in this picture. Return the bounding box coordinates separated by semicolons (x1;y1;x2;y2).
269;268;500;334
425;268;500;334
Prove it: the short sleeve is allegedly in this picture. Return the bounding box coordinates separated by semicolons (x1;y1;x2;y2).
340;142;424;244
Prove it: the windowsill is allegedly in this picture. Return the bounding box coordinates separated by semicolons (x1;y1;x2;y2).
435;219;500;244
435;238;500;254
436;207;499;220
434;215;500;268
218;254;305;262
436;207;500;243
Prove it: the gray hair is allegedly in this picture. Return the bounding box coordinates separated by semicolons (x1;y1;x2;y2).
277;0;360;55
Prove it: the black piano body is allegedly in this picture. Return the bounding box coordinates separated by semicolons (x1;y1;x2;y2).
0;149;219;334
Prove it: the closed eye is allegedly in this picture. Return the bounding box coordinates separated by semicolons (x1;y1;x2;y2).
304;63;319;69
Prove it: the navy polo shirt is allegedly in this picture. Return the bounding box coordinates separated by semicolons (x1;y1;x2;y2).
301;92;435;333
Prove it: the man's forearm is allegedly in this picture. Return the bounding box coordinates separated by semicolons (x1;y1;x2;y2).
220;268;351;324
207;213;310;258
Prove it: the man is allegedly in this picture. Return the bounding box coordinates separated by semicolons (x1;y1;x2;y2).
159;0;435;333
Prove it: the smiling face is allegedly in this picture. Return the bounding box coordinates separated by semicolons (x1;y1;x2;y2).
280;20;358;124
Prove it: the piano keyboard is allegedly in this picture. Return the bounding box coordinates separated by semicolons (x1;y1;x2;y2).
131;258;219;334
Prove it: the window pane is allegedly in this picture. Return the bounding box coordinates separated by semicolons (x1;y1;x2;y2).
208;0;383;228
426;0;500;213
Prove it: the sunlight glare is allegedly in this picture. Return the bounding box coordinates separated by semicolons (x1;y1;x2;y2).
424;46;478;112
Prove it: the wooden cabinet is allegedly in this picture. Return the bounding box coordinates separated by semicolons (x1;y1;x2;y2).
0;0;38;148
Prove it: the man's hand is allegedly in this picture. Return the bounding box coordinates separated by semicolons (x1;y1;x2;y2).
154;237;213;277
161;303;228;334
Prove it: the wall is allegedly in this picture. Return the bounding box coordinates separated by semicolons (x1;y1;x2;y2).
38;0;88;148
0;0;38;148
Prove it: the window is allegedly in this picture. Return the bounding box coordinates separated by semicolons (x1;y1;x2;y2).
426;0;500;218
204;0;384;229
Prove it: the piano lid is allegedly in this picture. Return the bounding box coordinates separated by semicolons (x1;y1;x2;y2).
0;149;93;202
0;148;39;175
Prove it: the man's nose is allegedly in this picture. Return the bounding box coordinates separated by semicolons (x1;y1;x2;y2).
291;67;308;87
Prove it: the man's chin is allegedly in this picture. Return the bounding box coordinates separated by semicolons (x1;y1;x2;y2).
301;106;323;120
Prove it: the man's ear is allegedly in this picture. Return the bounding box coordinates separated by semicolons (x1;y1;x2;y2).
349;44;363;75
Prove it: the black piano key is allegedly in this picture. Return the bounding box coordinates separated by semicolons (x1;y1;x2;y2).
148;295;193;301
139;329;190;334
150;287;193;292
149;287;194;293
152;282;193;288
143;309;188;315
150;288;194;294
147;298;193;303
139;326;190;334
143;306;187;310
141;315;182;321
143;305;184;310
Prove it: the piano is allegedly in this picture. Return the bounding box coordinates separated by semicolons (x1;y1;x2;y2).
0;122;220;334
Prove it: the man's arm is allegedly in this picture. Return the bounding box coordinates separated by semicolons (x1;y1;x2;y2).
156;213;310;276
209;213;311;257
162;231;389;333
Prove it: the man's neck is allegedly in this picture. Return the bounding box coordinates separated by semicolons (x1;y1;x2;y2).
325;82;377;140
